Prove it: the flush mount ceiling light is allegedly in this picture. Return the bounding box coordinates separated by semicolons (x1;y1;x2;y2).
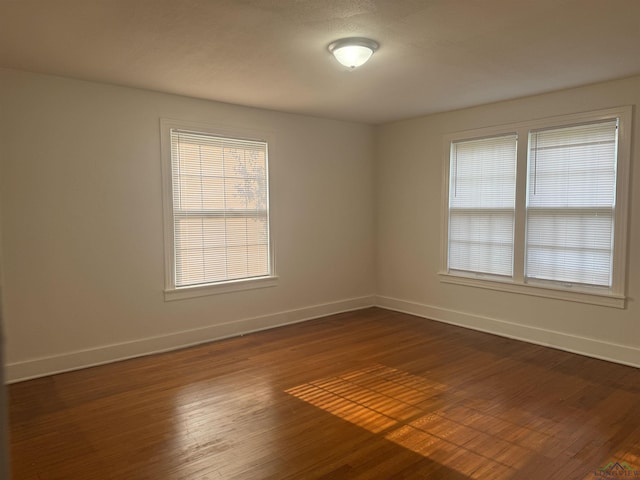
328;37;379;69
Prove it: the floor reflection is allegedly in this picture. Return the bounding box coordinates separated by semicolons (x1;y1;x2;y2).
171;376;279;479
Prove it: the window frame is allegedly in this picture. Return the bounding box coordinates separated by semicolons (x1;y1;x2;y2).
160;118;278;301
439;106;632;308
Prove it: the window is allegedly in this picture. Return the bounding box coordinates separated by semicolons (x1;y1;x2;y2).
526;121;617;287
161;120;276;300
448;134;517;277
441;107;631;308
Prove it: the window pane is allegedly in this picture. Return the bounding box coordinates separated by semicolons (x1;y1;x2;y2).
526;120;618;287
448;134;517;276
527;210;613;286
449;210;515;276
170;129;271;287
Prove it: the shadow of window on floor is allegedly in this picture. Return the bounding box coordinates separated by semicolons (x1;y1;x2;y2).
285;364;617;479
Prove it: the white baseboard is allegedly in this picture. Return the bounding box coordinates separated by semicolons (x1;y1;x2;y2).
6;295;375;383
8;293;638;383
375;295;640;369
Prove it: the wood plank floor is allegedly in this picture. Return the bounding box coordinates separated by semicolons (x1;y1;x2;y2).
8;307;640;479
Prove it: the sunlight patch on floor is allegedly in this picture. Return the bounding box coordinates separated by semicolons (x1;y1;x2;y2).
285;364;551;479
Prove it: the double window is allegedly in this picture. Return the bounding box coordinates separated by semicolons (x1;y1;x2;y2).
442;107;631;308
161;120;276;300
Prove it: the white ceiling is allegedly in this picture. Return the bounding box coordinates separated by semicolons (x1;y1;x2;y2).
2;0;640;124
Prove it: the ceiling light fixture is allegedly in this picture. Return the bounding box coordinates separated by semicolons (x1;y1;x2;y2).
328;37;379;69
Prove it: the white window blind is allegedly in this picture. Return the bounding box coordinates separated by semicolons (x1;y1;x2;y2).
170;129;271;288
526;120;618;287
448;134;517;277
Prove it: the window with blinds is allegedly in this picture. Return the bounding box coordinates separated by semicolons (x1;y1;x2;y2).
169;129;271;288
442;107;630;307
448;135;517;277
526;120;618;287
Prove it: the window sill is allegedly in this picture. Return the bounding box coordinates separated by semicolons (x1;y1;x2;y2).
438;272;625;309
165;276;279;301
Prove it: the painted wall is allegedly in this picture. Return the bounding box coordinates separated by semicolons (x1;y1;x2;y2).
0;68;376;381
375;75;640;367
2;67;639;382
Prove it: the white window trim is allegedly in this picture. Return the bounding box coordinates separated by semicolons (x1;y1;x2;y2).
440;106;632;309
160;118;278;301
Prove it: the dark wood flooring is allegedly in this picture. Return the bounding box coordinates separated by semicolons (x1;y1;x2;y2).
8;307;640;479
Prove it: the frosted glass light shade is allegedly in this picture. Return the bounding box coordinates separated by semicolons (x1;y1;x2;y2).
332;45;373;68
328;38;379;69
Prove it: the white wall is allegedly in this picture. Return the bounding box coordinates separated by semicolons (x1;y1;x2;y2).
2;68;639;382
0;68;376;381
376;75;640;367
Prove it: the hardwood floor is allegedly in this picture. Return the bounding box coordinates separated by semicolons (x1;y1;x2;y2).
8;307;640;479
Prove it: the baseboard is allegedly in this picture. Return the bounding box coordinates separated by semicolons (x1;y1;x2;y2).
375;295;640;369
6;295;375;383
9;293;638;383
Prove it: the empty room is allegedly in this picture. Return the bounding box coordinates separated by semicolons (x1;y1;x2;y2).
1;1;640;479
